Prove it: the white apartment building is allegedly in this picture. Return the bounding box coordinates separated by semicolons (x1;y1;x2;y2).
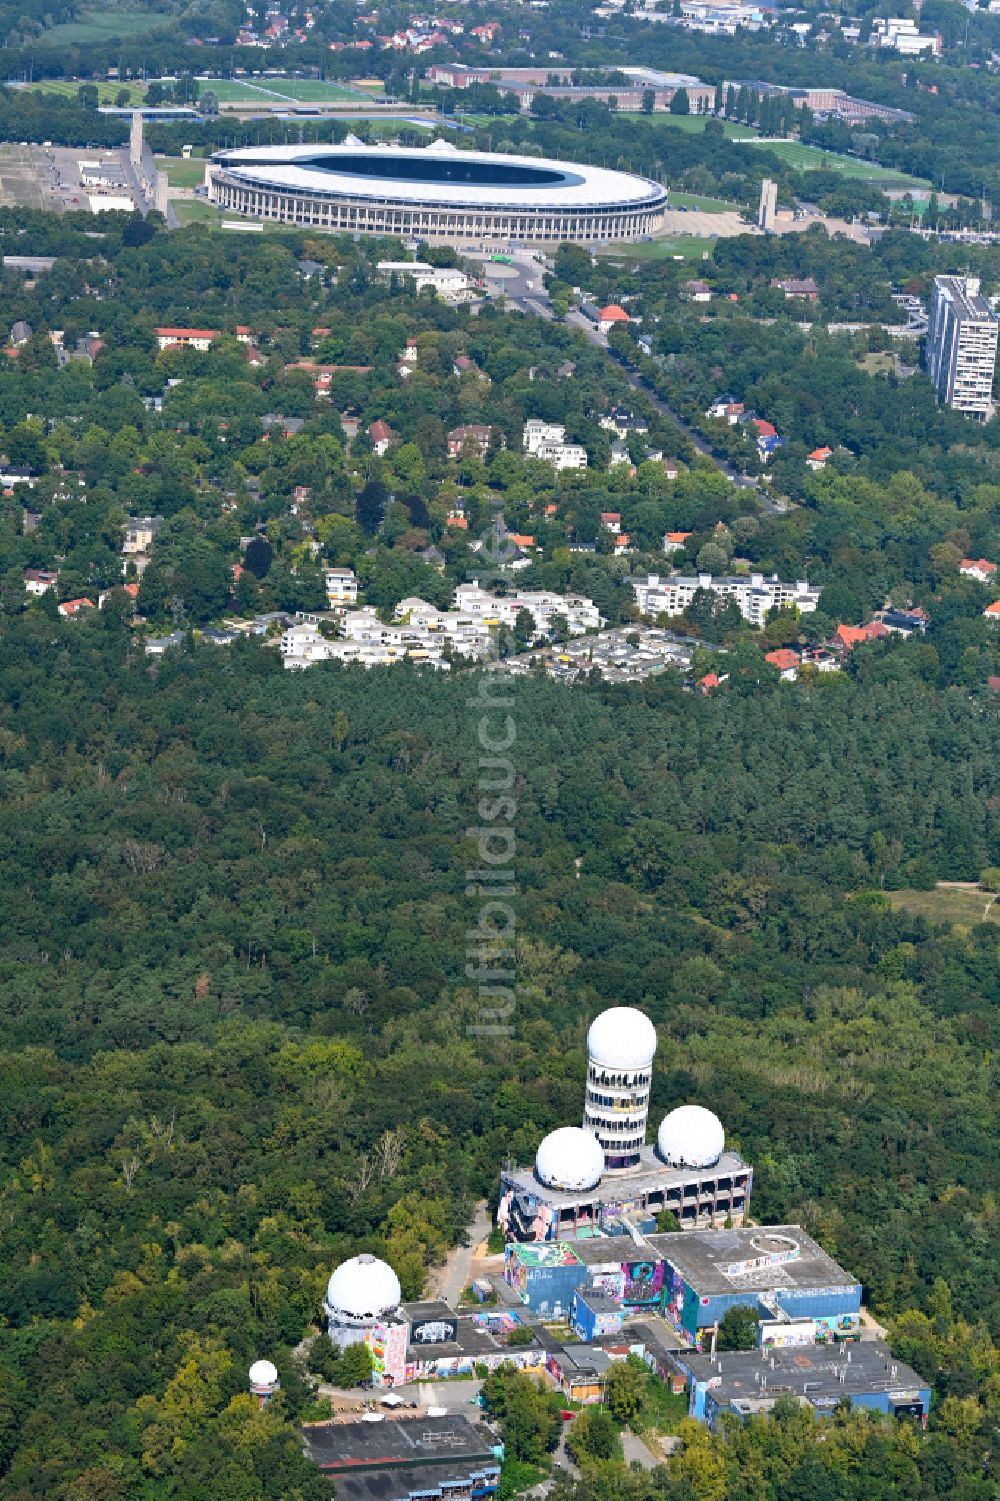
632;572;820;626
281;617;450;670
871;17;941;53
376;261;470;298
523;418;568;454
324;566;358;605
925;275;999;420
453;583;603;636
523;420;588;471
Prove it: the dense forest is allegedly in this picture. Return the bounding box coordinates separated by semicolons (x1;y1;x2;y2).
0;621;998;1494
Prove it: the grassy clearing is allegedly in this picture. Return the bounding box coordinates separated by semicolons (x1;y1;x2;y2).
155;155;206;188
885;885;1000;928
40;9;173;44
742;137;930;188
633;1372;689;1436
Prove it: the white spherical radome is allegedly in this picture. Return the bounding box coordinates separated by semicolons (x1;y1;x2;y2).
535;1126;605;1192
248;1358;279;1388
587;1007;658;1071
326;1254;401;1321
657;1105;725;1169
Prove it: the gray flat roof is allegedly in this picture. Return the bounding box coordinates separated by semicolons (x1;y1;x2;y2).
402;1301;459;1324
503;1142;749;1211
302;1415;494;1472
407;1317;507;1360
331;1462;501;1501
681;1341;928;1409
643;1226;857;1296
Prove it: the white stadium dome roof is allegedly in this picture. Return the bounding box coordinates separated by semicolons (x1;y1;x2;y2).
657;1105;725;1168
587;1007;658;1071
248;1358;279;1387
535;1126;605;1191
210;142;666;215
326;1254;401;1321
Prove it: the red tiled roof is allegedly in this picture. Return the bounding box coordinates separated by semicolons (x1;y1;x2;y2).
598;304;629;321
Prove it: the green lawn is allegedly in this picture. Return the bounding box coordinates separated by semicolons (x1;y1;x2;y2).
633;1372;690;1436
40;9;174;44
597;234;716;262
172;200;222;226
155;155;205;189
21;78;147;103
618;113;758;139
668;190;741;213
197;75;379;105
742;137;930;188
885;885;1000;928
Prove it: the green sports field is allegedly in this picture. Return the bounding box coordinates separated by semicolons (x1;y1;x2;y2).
618;114;758;139
39;9;174;44
597;234;716;262
197;76;381;105
155;155;206;189
20;78;147;103
743;137;930;188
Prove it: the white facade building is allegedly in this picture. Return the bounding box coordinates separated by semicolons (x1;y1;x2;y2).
376;261;471;298
871;17;941;53
925;275;999;420
522;419;588;471
632;572;820;626
324;566;358;605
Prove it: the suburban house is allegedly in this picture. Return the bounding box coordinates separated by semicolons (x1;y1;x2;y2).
770;277;819;301
684;279;712;303
960;558;996;583
447;424;492;459
765;647;800;680
156;327;220;351
368;420;399;456
23;568;58;595
663;531;692;554
123;516;163;555
598;304;630;334
58;597;95;618
806;446;832;470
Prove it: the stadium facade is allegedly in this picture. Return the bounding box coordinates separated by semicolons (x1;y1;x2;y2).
206;139;667;244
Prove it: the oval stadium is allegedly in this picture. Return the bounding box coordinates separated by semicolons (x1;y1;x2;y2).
206;138;667;245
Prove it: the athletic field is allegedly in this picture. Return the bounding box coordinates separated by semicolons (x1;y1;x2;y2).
197;76;381;106
743;137;930;188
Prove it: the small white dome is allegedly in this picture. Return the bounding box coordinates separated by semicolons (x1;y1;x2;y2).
249;1358;279;1388
535;1126;605;1191
587;1007;657;1071
326;1254;401;1321
657;1105;725;1168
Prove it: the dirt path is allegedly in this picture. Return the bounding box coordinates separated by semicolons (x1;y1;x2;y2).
425;1199;492;1305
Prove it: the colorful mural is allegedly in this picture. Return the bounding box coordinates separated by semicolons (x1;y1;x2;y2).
623;1260;663;1306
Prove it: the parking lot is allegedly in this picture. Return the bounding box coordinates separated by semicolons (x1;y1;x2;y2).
0;142;139;214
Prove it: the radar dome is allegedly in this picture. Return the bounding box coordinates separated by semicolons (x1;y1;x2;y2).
587;1007;658;1071
657;1105;725;1168
326;1254;401;1322
535;1126;605;1191
248;1358;279;1388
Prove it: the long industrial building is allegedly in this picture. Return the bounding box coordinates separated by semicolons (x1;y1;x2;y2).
206;138;667;244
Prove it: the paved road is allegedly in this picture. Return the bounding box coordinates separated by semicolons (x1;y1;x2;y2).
564;311;786;511
469;253;554;319
427;1198;493;1305
621;1431;661;1469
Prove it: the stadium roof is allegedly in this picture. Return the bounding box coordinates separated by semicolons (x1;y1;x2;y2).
210;140;666;213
